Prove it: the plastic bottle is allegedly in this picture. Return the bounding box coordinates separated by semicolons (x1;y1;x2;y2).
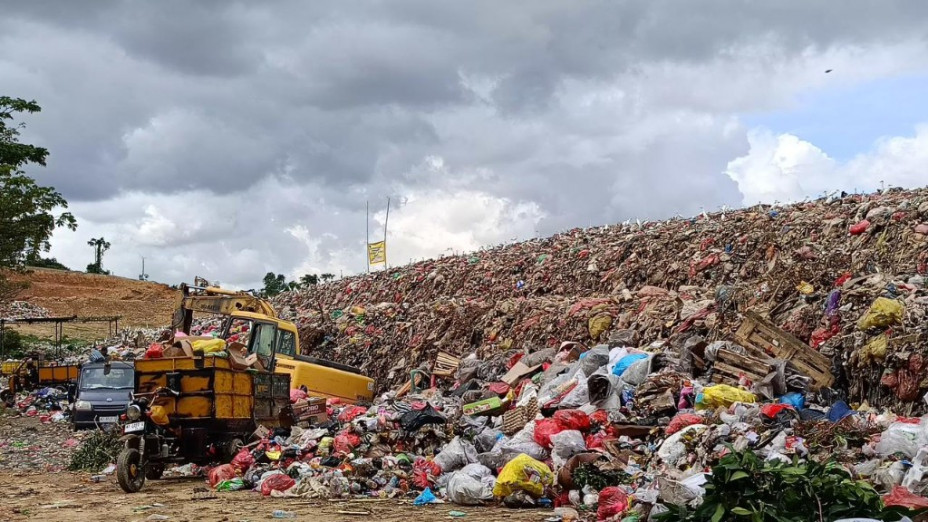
271;510;296;519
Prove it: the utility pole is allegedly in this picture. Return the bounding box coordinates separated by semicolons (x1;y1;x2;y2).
366;200;370;274
383;197;390;269
139;256;148;281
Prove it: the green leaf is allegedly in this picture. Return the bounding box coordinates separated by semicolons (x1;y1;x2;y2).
731;507;752;515
730;471;750;481
711;504;725;522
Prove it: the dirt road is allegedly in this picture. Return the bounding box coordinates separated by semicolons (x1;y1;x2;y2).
0;472;554;522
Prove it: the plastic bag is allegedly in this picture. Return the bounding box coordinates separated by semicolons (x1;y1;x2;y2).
475;427;503;453
559;370;590;408
857;297;904;330
231;448;255;471
289;388;308;403
334;432;361;453
337;405;368;423
696;385;756;410
502;423;549;461
261;473;295;496
875;422;926;458
208;464;237;488
399;404;446;431
216;478;245;491
192;338;226;353
658;425;708;466
554;410;591;432
883;485;928;509
447;464;495;505
619;356;652;386
779;392;805;410
587;368;620;408
550;430;586;468
414;487;442;505
611;353;649;377
533;419;563;449
434;437;478;472
413;458;442;489
493;453;554;498
145;343;163;359
666;413;704;435
597;486;629;520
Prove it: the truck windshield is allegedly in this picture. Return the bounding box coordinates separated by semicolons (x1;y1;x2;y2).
80;368;133;390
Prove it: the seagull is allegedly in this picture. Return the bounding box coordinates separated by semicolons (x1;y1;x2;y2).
825;69;833;73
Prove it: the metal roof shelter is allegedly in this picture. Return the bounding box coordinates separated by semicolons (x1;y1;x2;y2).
0;315;120;359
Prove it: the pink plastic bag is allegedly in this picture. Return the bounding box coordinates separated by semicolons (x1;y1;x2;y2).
533;418;563;449
334;432;361;453
883;485;928;509
261;473;295;496
289;388;308;403
337;405;368;423
597;486;629;520
231;448;255;471
553;409;591;431
850;220;871;235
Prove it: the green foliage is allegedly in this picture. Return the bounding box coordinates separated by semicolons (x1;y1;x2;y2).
0;97;77;270
69;428;122;472
657;449;910;522
86;237;110;274
0;329;23;356
27;256;69;270
299;273;319;287
321;273;335;283
262;272;289;297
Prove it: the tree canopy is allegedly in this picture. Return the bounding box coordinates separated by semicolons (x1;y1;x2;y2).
0;96;76;270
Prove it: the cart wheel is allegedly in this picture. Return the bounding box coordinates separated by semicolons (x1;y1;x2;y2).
116;448;146;493
146;464;164;480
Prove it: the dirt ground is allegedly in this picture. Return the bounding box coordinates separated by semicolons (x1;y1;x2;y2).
0;472;554;522
4;268;175;341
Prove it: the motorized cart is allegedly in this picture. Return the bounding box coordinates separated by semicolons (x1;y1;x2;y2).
116;355;291;493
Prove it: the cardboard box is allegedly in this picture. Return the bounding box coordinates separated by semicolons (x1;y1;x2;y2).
463;397;509;416
293;397;328;426
500;361;542;386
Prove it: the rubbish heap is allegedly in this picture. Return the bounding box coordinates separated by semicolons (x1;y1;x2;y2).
182;187;928;520
0;300;50;320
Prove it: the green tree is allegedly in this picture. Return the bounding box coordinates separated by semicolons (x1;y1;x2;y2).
86;237;110;274
261;272;288;297
299;274;319;287
320;273;335;283
0;97;77;270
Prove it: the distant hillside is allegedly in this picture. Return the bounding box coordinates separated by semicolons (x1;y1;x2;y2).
3;268;174;341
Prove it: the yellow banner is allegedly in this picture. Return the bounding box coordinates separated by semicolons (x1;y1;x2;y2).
368;241;386;265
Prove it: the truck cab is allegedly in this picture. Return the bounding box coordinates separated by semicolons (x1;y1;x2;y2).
71;361;135;429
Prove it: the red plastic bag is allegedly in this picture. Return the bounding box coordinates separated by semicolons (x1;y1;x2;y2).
883;485;928;509
553;410;591;431
145;343;163;359
230;448;255;471
337;405;368;423
849;219;871;235
334;432;361;453
412;458;442;489
289;388;308;403
760;404;793;419
597;486;629;520
261;473;295;496
666;413;703;435
590;410;609;426
208;464;237;488
585;432;606;450
533;418;563;449
597;487;628;519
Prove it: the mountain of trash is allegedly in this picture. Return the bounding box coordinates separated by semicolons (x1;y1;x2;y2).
275;187;928;411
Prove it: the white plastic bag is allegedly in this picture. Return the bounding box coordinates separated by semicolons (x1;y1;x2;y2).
875;422;926;458
434;436;478;472
550;430;587;468
446;463;495;505
559;370;589;408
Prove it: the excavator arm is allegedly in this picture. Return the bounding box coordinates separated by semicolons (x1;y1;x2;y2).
171;283;278;334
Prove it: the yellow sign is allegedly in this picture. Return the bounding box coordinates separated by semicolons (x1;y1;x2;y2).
368;241;386;265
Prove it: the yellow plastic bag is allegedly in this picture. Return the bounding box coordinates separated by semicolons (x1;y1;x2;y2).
859;334;889;365
493;453;554;498
796;281;814;295
857;297;904;330
696;385;756;410
192;338;227;354
588;314;613;340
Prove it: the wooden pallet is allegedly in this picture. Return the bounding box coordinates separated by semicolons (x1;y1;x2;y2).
713;348;775;384
734;311;834;390
432;351;461;378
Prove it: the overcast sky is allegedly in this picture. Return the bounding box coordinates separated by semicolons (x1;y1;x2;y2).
3;1;928;288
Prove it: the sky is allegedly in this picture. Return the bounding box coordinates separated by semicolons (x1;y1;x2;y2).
2;1;927;289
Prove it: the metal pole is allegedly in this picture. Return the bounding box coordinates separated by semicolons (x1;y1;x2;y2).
0;320;5;361
366;200;370;274
383;197;390;269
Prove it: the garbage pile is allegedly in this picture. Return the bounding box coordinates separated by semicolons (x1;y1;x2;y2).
0;300;50;320
195;331;928;520
272;188;928;407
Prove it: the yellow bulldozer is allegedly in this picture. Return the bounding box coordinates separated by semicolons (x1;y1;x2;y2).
171;282;374;404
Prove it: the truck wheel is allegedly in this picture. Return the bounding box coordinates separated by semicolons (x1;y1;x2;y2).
116;448;146;493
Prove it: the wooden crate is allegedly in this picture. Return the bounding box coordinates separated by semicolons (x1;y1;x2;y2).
712;349;775;384
734;312;834;390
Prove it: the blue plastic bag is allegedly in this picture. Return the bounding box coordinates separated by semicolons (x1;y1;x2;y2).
414;487;439;506
612;353;648;377
779;392;805;410
827;401;854;423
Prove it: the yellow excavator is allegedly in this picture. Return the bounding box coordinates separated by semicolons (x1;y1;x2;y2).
171;282;374;404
